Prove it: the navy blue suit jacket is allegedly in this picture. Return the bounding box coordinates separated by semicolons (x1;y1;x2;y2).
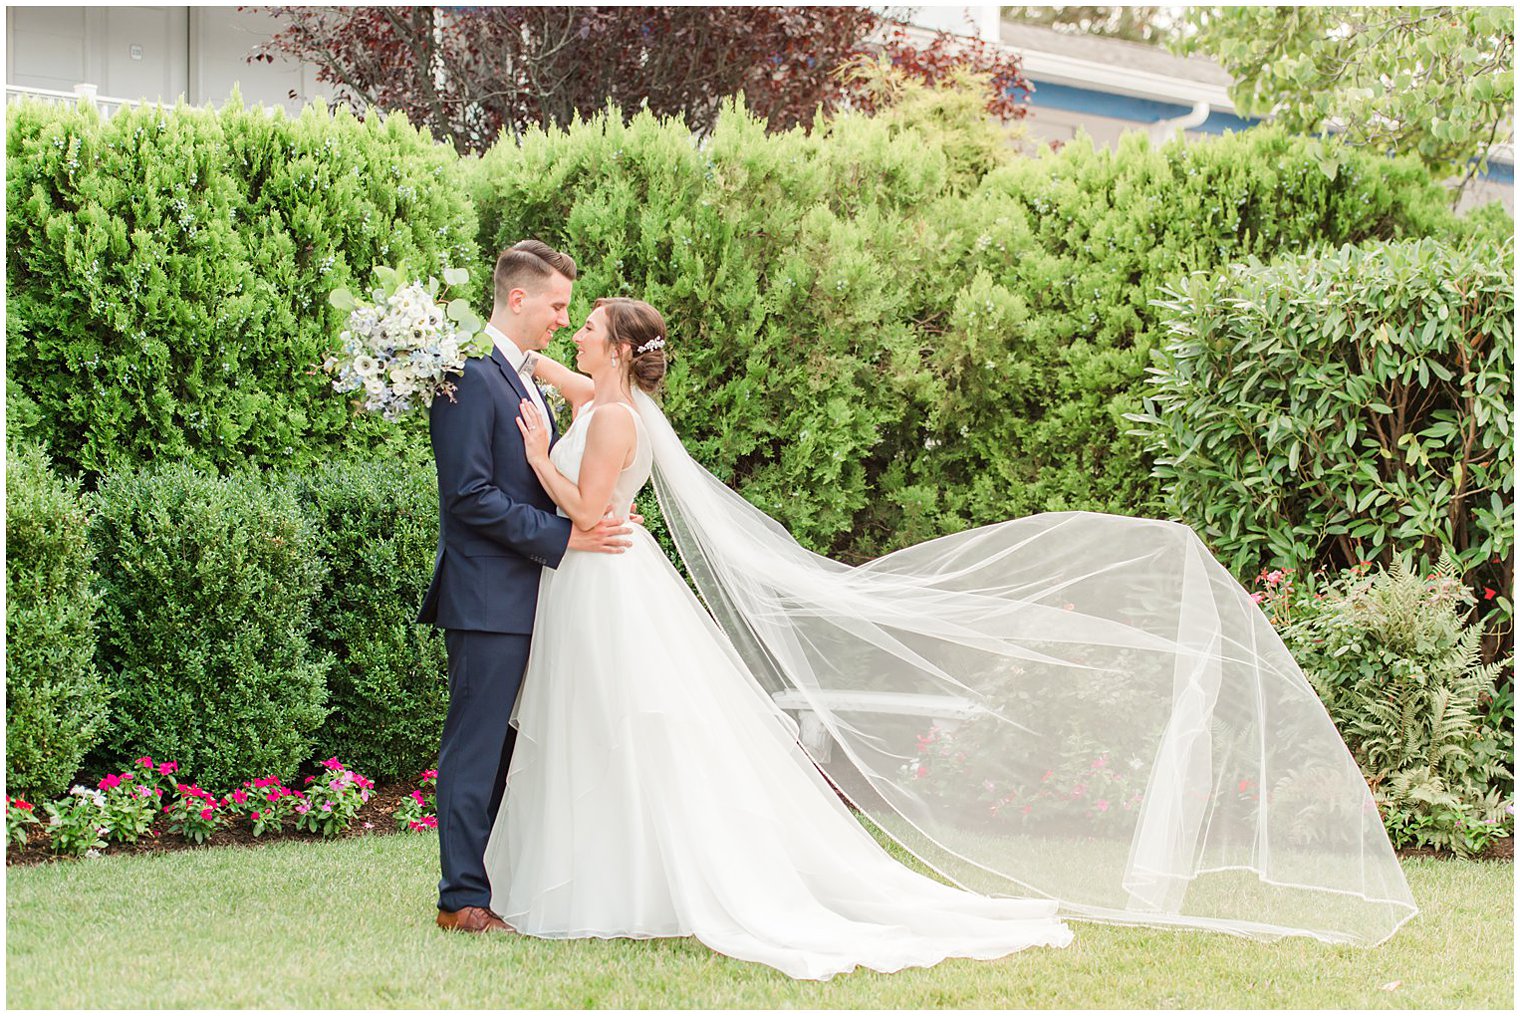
417;346;573;634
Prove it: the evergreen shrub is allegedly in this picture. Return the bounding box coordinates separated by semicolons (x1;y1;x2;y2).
5;97;479;480
471;97;1468;560
291;459;448;781
89;465;330;791
5;442;108;797
1132;237;1513;643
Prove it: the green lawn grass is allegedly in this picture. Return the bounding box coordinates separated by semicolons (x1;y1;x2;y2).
5;830;1513;1008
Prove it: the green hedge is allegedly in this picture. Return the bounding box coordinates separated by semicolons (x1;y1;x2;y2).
910;128;1462;535
5;442;108;797
1131;237;1513;634
89;466;331;791
471;101;1468;559
292;460;448;781
5;97;479;480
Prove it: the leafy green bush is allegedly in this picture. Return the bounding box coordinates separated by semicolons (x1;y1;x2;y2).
291;459;448;780
89;465;331;791
1264;556;1512;856
5;96;479;481
921;127;1465;535
1132;237;1513;642
5;442;108;798
472;93;1466;560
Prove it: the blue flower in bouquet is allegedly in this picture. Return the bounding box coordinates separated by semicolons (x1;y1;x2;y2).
323;264;492;421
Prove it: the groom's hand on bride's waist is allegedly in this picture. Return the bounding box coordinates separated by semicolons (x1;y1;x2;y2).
567;508;634;554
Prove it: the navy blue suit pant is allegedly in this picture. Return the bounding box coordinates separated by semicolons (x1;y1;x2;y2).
435;629;529;912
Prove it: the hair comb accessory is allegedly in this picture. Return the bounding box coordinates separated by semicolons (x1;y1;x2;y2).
636;337;666;354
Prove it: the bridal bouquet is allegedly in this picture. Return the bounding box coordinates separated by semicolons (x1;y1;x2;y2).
322;264;491;421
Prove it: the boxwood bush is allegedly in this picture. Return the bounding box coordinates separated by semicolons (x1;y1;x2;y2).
5;441;108;797
291;459;448;781
88;465;331;791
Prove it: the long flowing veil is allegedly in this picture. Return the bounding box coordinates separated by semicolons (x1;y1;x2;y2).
632;390;1417;945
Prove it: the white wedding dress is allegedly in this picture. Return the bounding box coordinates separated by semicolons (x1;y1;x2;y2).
482;401;1074;980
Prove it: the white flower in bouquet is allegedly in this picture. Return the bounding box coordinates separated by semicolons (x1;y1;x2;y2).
322;264;491;422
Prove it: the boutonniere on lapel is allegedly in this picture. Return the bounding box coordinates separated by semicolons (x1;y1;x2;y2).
320;263;492;421
540;384;571;434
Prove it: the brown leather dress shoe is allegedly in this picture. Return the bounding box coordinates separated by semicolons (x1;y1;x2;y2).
436;906;516;934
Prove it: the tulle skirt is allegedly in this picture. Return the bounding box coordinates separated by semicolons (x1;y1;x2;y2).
482;527;1072;980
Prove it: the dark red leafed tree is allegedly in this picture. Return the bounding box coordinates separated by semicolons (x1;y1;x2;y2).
247;6;1030;152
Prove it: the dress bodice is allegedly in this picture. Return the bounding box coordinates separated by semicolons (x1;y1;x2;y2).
549;401;653;517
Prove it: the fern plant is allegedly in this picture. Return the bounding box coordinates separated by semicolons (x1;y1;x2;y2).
1281;555;1512;855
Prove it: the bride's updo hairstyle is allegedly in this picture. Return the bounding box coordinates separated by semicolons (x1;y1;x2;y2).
595;297;668;395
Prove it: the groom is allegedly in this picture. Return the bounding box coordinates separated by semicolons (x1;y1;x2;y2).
418;239;632;934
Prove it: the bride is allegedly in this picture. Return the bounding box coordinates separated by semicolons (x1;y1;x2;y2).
482;297;1416;979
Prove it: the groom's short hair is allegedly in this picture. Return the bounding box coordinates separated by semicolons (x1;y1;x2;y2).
494;240;577;306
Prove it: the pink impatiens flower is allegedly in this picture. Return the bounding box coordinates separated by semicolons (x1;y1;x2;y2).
98;774;122;791
199;807;214;821
159;761;179;776
136;756;154;769
232;790;248;806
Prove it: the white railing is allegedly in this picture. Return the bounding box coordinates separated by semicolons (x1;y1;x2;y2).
6;82;148;118
771;689;982;762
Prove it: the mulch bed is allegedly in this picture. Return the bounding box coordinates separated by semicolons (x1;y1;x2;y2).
6;780;424;868
8;782;1514;867
1396;836;1512;863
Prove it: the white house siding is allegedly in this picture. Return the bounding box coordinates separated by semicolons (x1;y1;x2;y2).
5;5;310;112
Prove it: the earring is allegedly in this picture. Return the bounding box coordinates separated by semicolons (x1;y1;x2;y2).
612;356;620;367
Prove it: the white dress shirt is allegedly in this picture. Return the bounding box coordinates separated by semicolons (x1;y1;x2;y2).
485;323;551;429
